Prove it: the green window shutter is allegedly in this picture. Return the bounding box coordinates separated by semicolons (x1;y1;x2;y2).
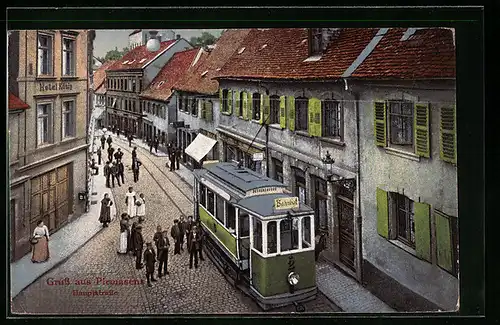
287;96;296;131
227;90;233;115
316;99;322;137
234;91;241;117
414;102;430;158
259;94;264;124
435;210;453;272
374;101;387;147
263;95;270;125
242;92;248;120
376;188;389;238
308;98;315;136
206;101;213;121
279;96;287;129
440;105;457;164
219;88;224;112
248;93;253;120
414;202;431;262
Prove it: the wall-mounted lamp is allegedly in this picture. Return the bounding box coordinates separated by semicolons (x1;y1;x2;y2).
321;151;335;181
146;31;161;52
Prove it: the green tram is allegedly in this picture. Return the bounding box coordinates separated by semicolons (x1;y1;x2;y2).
193;161;317;311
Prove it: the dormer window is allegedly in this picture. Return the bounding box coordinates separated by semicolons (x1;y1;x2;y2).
308;28;323;56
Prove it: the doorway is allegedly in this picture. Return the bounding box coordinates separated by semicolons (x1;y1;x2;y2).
337;194;355;272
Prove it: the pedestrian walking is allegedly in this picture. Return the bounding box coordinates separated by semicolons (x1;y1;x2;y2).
170;219;181;255
185;215;194;239
104;161;112;188
131;146;138;162
149;138;153;153
195;220;205;261
188;225;201;269
169;150;175;171
100;134;106;150
107;135;113;149
178;215;186;251
116;148;124;161
125;187;137;218
117;213;129;254
134;225;145;269
135;193;146;223
111;162;121;187
175;146;181;170
99;193;113;227
117;128;121;138
143;242;157;287
153;225;163;259
117;159;125;184
154;136;159;153
128;133;133;147
31;219;50;263
97;147;102;165
129;221;137;254
107;145;115;162
157;231;170;277
167;142;173;156
132;158;141;183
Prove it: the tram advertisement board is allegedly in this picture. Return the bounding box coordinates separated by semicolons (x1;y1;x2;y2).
274;197;299;210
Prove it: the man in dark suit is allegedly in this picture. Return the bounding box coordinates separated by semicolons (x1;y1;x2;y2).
195;221;205;261
131;146;137;161
106;135;113;149
128;133;133;147
107;145;115;162
170;219;181;255
104;161;112;188
157;231;170;278
154;136;159;153
114;148;124;161
143;242;157;287
175;146;181;170
100;134;106;150
116;159;125;184
178;215;186;252
134;225;144;269
188;225;201;269
111;162;120;187
97;147;102;165
131;158;141;183
153;225;163;259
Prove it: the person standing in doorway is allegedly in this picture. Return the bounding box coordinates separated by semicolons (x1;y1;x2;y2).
135;193;146;223
170;219;181;255
100;134;106;150
107;134;113;149
31;219;50;263
178;215;186;252
157;231;170;277
134;224;144;269
143;242;157;287
125;187;137;219
107;145;115;162
117;159;125;185
188;225;201;269
97;147;102;165
98;193;113;227
132;158;141;183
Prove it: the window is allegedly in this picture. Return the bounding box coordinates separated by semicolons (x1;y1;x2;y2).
207;189;215;215
239;212;250;237
323;100;341;138
309;28;323;56
270;95;280;124
280;218;299;252
295;97;308;131
393;193;415;248
132;80;136;92
226;203;236;231
216;195;225;224
253;218;263;253
302;217;311;248
221;89;229;112
138;79;142;92
133;100;136;113
62;38;75;76
267;221;277;254
37;34;53;75
388;100;413;146
62;99;75;138
37;103;52;145
273;158;283;183
238;92;244;117
252;93;261;120
294;168;307;205
199;183;206;207
191;98;198;116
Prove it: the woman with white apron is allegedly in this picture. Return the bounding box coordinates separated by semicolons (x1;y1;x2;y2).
117;213;129;254
125;187;137;218
136;193;146;222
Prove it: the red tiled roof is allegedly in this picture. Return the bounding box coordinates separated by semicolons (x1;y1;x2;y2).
9;93;29;110
174;29;251;95
140;48;200;101
351;28;456;79
108;39;177;71
93;60;116;90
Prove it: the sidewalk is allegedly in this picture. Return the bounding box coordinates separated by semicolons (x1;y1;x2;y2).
10;137;117;299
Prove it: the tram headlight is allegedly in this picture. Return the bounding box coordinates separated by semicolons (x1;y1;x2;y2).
288;272;300;286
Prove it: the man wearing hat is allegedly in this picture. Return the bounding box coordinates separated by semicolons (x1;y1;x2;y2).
143;242;157;287
157;230;170;278
134;224;144;269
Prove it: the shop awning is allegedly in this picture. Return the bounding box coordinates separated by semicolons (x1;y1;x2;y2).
185;134;217;163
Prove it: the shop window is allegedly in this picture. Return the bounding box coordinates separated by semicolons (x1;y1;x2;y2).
302;216;311;248
280;218;299;252
199;183;206;207
226;203;236;231
253;218;263;253
239;211;250;237
267;221;277;254
206;189;215;215
216;195;225;224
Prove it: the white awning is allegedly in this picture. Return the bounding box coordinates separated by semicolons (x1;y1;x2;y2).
185;134;217;163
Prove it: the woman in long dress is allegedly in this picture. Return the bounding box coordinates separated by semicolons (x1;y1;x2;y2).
125;187;136;218
117;213;129;254
99;193;113;227
136;193;146;223
31;219;50;263
129;221;138;255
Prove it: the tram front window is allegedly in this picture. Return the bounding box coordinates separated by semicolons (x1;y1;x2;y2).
253;218;263;253
302;216;311;248
280;217;299;252
267;221;277;254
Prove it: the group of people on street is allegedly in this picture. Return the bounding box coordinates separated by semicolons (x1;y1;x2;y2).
166;142;181;171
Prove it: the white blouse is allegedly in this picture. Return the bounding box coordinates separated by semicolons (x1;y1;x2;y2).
33;225;49;239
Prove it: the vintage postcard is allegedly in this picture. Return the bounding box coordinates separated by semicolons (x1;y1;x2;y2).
8;13;463;315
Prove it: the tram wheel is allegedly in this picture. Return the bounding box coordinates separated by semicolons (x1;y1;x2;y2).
295;303;305;313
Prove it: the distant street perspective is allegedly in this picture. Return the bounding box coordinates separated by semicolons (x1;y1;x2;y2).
9;26;458;315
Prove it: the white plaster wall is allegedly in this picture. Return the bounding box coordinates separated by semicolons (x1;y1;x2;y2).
358;82;458;310
177;94;219;135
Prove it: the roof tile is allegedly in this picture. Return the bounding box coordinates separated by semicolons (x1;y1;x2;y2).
108;39;177;71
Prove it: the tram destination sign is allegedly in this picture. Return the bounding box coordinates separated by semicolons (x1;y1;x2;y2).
274;197;299;210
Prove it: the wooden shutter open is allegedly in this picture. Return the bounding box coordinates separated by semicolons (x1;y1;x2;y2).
308;98;315;136
287;96;296;131
374;101;387;147
242;92;248;120
440;105;457;164
316;99;322;137
435;210;454;273
234;91;241;117
414;102;430;158
201;101;206;120
414;202;431;262
279;96;286;129
262;94;270;125
219;88;224;112
376;188;389;238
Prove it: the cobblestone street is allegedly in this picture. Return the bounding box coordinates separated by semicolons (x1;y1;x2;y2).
11;136;340;315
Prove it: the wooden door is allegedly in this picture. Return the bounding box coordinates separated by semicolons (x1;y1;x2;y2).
337;195;355;272
55;165;70;229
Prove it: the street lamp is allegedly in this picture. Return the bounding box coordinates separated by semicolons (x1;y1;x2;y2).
146;31;161;52
321;151;335;181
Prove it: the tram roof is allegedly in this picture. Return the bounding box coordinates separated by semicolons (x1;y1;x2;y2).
236;193;313;217
202;162;287;192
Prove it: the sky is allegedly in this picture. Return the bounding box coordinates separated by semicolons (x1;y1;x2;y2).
94;29;223;58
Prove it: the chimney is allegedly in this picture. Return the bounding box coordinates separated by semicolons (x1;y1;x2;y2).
176;34;181;40
321;28;341;51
